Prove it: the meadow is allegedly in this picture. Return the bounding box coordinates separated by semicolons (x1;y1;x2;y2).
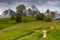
0;16;60;40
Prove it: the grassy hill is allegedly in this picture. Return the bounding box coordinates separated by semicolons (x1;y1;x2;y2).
0;16;60;40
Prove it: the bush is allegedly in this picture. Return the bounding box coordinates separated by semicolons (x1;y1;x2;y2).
36;13;45;20
43;16;53;22
11;14;15;21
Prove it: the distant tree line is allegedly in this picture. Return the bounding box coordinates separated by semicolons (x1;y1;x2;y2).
11;4;58;22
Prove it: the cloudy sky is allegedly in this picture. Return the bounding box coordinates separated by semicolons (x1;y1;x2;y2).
0;0;60;15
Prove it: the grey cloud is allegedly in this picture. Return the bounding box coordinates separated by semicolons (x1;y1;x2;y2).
0;0;60;15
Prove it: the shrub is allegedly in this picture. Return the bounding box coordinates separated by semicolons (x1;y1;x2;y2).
36;13;45;20
43;16;53;22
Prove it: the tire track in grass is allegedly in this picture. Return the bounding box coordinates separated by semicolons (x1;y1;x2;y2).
0;30;34;40
18;32;35;40
14;30;35;40
17;30;43;40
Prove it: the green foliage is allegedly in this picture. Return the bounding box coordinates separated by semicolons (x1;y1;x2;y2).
16;4;26;22
15;13;22;22
16;4;26;14
36;13;45;20
43;16;53;22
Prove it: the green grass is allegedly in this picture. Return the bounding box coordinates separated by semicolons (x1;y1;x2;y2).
0;17;36;30
0;30;33;40
45;30;60;40
0;23;16;30
20;32;43;40
0;18;11;23
22;16;36;22
0;17;60;40
0;18;16;29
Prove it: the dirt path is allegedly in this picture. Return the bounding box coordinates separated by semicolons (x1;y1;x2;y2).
39;30;48;40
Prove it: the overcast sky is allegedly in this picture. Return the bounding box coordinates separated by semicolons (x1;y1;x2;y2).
0;0;60;15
